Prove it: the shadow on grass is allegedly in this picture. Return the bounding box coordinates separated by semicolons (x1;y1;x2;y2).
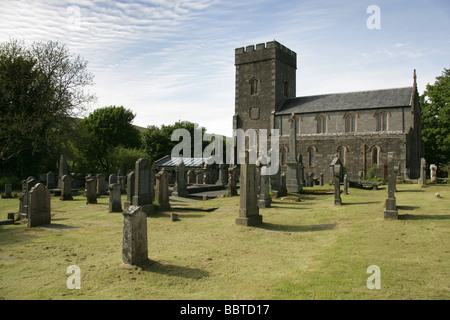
341;201;380;206
135;259;210;279
397;205;420;211
256;222;337;233
399;214;450;220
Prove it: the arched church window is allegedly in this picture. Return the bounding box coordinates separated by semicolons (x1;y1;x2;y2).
344;112;357;132
374;111;388;131
316;115;327;134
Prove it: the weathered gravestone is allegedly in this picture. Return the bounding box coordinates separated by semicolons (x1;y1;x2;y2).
109;174;118;189
319;173;324;187
236;150;262;226
330;156;342;206
124;171;135;209
155;169;170;211
60;174;73;200
132;158;154;215
172;160;189;197
384;152;398;219
46;171;57;189
19;177;38;218
2;184;13;199
419;157;426;186
430;164;437;183
96;174;107;196
122;206;148;265
109;183;122;212
85;178;97;204
227;166;238;197
27;183;51;228
258;166;271;208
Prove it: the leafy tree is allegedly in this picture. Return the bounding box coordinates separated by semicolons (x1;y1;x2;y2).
420;68;450;177
0;38;95;177
75;105;142;173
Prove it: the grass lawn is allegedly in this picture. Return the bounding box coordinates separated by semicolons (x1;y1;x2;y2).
0;183;449;300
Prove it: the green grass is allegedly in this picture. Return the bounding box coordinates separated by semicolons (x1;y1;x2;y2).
0;184;449;300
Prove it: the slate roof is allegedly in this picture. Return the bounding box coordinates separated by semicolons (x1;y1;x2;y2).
155;157;206;168
276;87;414;115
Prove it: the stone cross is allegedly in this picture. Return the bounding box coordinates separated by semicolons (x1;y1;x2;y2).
60;174;73;201
109;183;122;212
236;150;262;226
85;178;97;204
132;158;154;215
384;152;398;219
155;169;170;211
122;206;148;265
330;156;342;205
430;164;437;183
27;183;51;228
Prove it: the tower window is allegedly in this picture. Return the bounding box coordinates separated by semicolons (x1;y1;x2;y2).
250;78;259;96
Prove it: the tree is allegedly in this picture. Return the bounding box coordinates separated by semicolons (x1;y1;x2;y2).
0;39;95;177
420;68;450;177
75;106;142;173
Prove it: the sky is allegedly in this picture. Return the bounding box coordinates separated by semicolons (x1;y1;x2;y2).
1;0;449;137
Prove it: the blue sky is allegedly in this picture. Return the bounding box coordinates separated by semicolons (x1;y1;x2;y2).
1;0;449;136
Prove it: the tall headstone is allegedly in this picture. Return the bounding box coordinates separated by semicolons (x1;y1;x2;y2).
122;206;148;265
60;174;73;200
109;183;122;212
384;152;398;219
46;171;57;189
27;183;51;228
96;174;107;196
155;169;170;211
109;174;118;189
419;158;426;186
172;160;189;197
330;156;342;206
132;158;154;215
430;164;437;183
286;114;301;193
58;155;68;188
124;171;135;209
227;166;238;197
85;178;97;204
236;150;262;226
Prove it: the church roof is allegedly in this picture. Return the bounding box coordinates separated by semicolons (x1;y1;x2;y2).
276;87;414;115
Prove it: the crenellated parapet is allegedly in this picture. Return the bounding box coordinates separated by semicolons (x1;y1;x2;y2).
235;40;297;68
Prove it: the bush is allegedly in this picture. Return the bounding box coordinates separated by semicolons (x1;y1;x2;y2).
0;175;22;191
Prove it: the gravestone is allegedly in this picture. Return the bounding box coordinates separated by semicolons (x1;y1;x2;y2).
109;174;118;189
2;184;13;199
109;183;122;212
430;164;437;183
330;156;342;206
286;114;301;193
124;171;135;209
279;172;287;197
236;150;262;226
57;155;68;188
155;169;170;211
27;183;51;228
270;163;281;193
384;152;398;219
96;174;107;196
122;206;148;265
227;166;238;197
172;160;189;197
85;178;97;204
419;158;426;186
19;177;38;218
60;174;73;200
216;164;227;186
258;166;271;208
46;171;57;189
319;173;324;187
132;158;154;215
344;174;349;195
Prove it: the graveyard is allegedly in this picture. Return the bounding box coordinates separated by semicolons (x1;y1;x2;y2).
0;178;449;300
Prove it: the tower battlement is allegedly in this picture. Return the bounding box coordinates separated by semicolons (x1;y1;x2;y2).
235;40;297;68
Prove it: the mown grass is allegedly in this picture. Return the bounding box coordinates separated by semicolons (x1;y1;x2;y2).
0;183;449;300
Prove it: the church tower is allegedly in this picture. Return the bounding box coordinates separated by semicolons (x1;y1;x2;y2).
233;41;297;133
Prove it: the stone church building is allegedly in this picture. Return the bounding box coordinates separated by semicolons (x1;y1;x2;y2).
233;40;423;183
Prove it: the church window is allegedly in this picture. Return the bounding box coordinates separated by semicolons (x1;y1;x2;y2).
375;111;388;131
250;78;259;96
316;115;327;134
345;113;356;132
